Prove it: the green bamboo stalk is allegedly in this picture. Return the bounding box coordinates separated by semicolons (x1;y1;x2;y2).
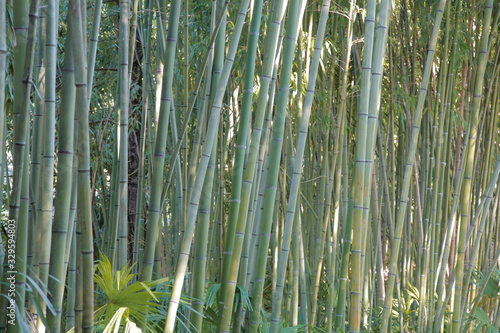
226;0;303;329
104;124;117;254
157;1;230;215
217;0;263;320
245;49;280;296
133;0;153;277
86;0;102;108
11;126;30;333
35;0;58;323
380;1;447;330
432;2;462;326
181;0;190;246
322;38;340;329
108;139;120;263
432;122;471;332
146;0;231;280
427;6;453;317
312;129;328;303
74;223;83;332
11;0;38;325
231;3;271;317
168;100;184;265
1;0;35;327
186;59;215;263
46;16;77;331
116;0;130;268
189;133;217;332
26;4;45;295
333;27;356;333
153;0;164;129
65;228;77;332
4;10;28;294
8;0;30;222
208;0;229;321
65;152;79;274
162;0;251;328
268;0;332;330
452;2;494;330
71;0;94;331
375;125;391;302
371;146;386;307
153;221;163;279
360;0;391;285
186;8;215;217
460;150;500;322
224;0;290;328
128;0;139;84
196;6;225;270
416;5;452;328
347;0;377;328
140;0;182;281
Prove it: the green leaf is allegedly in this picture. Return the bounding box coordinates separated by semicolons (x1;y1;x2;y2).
93;254;195;332
483;275;500;298
475;308;491;326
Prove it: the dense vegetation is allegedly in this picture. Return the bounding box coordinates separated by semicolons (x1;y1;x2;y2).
1;0;500;332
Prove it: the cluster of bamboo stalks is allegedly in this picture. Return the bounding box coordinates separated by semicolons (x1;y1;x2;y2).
1;0;500;332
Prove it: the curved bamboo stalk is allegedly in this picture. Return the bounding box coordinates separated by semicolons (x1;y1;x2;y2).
228;0;303;329
231;0;267;326
140;0;182;281
216;0;263;321
451;1;494;331
461;150;500;321
207;1;227;322
380;0;447;330
158;0;229;210
267;0;332;330
162;0;251;329
432;122;471;331
189;133;217;332
225;0;290;330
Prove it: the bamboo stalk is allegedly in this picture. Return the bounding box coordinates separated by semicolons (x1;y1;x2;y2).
46;15;76;331
116;0;130;268
71;0;94;331
452;2;494;331
380;1;447;330
162;0;251;329
268;0;332;330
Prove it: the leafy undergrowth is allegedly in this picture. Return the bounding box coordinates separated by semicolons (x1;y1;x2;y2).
93;254;194;332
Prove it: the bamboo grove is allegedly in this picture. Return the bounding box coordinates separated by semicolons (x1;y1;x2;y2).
1;0;500;332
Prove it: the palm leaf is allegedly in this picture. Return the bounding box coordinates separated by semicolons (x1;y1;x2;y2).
94;254;194;332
